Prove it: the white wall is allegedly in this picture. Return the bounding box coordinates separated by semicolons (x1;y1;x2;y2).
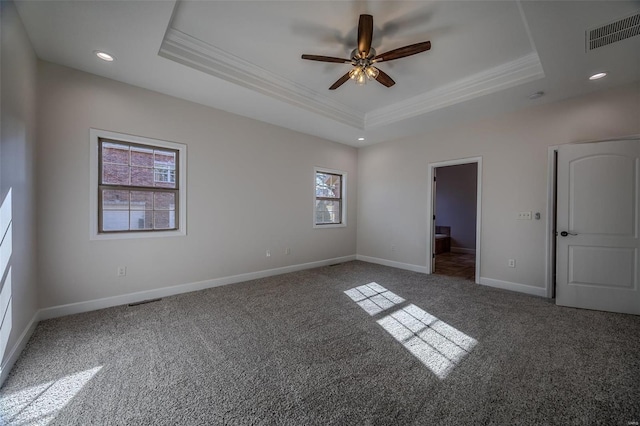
357;82;640;290
0;0;39;379
36;61;357;309
435;163;477;250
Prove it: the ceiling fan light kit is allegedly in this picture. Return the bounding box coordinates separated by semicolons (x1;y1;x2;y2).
348;48;380;86
302;14;432;90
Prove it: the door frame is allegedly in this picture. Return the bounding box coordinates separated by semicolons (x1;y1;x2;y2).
545;135;640;300
545;146;560;299
427;157;482;283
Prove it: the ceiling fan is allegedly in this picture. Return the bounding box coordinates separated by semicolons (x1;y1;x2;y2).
301;14;431;90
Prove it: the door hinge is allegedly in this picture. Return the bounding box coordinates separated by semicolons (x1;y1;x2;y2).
433;215;436;220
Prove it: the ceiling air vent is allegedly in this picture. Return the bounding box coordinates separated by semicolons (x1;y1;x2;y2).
587;11;640;51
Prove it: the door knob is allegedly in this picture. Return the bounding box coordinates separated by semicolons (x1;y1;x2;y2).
560;231;578;237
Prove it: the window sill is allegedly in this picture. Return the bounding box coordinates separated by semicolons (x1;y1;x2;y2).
90;229;186;241
313;223;346;229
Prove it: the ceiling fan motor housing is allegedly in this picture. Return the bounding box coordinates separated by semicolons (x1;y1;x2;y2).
351;48;377;63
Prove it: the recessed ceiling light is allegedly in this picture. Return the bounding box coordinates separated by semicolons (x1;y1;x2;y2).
528;91;545;100
94;51;115;62
358;137;365;141
589;72;607;80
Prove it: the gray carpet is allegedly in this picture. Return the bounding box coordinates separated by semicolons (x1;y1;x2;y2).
1;261;639;425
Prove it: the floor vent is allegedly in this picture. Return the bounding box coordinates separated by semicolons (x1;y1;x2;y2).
587;11;640;51
128;298;162;307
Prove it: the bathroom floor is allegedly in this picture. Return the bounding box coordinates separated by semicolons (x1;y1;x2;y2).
434;252;476;281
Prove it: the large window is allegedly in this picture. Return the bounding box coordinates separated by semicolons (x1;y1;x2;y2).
314;168;346;227
90;129;186;239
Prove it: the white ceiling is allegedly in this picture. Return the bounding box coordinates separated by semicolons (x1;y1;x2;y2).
14;1;640;147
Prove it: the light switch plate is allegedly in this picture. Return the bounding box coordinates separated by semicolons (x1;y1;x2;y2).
517;211;532;220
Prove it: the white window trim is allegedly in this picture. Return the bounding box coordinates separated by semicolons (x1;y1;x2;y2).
313;167;347;229
89;128;187;240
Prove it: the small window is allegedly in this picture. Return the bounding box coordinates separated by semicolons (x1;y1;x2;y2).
314;168;346;227
90;129;186;239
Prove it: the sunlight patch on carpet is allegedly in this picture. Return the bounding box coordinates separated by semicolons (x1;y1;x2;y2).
0;366;102;425
345;283;477;379
378;304;477;379
344;282;405;315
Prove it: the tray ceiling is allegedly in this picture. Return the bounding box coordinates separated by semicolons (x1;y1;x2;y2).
14;1;640;146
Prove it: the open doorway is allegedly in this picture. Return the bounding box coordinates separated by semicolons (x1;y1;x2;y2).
428;158;482;283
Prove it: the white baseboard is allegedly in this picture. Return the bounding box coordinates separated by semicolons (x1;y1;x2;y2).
39;255;357;320
356;255;428;274
479;277;547;298
451;247;476;255
0;310;39;387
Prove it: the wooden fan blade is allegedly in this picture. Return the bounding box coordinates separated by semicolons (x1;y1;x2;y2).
374;41;431;62
301;54;351;63
374;68;395;87
358;14;373;57
329;72;351;90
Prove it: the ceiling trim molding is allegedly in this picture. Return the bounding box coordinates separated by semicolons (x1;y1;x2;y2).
160;28;544;132
364;52;545;128
159;28;364;129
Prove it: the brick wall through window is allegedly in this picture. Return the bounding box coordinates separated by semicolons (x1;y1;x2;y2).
99;139;179;233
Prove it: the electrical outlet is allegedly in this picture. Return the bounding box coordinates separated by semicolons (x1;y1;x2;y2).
266;250;271;258
508;259;516;268
285;247;291;255
391;245;396;252
117;266;127;276
517;211;532;220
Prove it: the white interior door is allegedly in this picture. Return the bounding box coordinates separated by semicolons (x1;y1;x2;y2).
556;139;640;315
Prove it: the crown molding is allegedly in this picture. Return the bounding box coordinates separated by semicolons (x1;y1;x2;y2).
365;52;545;128
159;28;364;129
160;28;544;132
